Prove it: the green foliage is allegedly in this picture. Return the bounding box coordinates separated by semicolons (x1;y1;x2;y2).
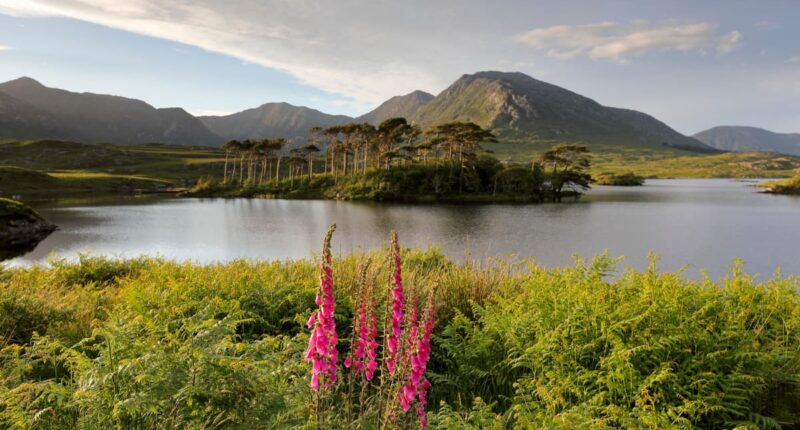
594;172;646;186
191;155;585;203
2;253;800;429
761;175;800;195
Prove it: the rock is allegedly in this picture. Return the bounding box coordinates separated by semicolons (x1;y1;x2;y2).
0;198;57;260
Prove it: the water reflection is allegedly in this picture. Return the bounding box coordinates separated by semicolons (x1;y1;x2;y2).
8;179;800;278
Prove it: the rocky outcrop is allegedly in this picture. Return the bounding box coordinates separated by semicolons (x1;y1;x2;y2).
0;198;56;260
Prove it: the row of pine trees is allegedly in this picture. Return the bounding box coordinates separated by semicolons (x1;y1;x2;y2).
220;118;498;184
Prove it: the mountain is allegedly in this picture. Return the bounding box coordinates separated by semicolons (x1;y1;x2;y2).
356;90;433;125
693;126;800;156
0;77;221;146
412;71;713;151
0;73;713;153
0;91;75;140
199;102;352;142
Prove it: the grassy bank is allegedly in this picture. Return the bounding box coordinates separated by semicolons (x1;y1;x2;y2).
0;140;223;199
760;176;800;195
486;142;800;178
593;171;646;186
0;197;56;260
2;249;799;429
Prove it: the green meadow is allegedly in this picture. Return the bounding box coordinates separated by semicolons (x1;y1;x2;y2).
1;247;799;429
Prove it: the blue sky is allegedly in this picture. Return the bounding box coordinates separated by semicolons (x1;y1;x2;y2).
0;0;797;134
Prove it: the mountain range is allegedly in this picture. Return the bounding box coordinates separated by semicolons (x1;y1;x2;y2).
694;126;800;156
0;72;717;152
0;77;220;146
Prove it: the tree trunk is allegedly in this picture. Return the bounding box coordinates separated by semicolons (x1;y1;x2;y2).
223;152;229;182
331;145;336;177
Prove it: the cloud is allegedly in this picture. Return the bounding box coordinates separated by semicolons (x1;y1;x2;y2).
0;44;9;50
514;21;742;64
188;109;233;117
755;20;781;30
787;56;800;64
0;0;452;104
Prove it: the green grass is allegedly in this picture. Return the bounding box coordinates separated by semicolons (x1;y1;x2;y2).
0;140;225;199
593;171;645;186
760;175;800;195
0;197;46;235
0;197;40;219
1;251;799;428
486;141;800;178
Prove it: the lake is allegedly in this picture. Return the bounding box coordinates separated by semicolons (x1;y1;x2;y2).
7;179;800;278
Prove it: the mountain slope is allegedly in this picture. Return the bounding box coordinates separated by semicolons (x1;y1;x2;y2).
694;126;800;156
0;91;76;140
199;102;352;142
356;90;433;125
413;71;713;151
0;77;221;146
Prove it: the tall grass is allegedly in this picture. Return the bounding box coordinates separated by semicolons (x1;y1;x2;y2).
1;251;799;429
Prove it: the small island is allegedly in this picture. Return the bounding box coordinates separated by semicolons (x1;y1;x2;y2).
0;197;56;260
761;176;800;195
593;171;646;186
188;119;594;203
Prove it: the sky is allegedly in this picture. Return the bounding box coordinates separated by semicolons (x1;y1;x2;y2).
0;0;798;134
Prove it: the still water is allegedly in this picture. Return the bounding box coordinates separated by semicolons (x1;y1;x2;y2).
8;179;800;278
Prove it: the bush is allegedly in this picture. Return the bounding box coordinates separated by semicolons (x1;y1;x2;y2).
1;253;799;429
594;172;646;186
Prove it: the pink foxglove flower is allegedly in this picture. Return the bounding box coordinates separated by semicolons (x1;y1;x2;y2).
365;312;379;380
385;232;404;375
345;284;369;374
305;225;339;390
417;378;431;428
398;288;436;425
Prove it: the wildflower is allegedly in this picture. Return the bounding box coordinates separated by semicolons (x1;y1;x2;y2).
365;308;378;380
344;285;369;374
398;287;436;424
385;231;404;375
305;224;338;390
417;379;431;428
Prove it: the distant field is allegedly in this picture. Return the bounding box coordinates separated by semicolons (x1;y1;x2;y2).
486;141;800;178
1;139;798;200
0;139;224;199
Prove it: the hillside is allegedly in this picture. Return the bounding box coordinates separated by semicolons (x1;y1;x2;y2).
0;77;221;146
356;90;433;125
0;91;77;140
0;72;720;153
694;126;800;156
199;102;351;142
413;71;714;151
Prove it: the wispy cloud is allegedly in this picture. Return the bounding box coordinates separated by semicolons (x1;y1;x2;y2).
755;20;781;30
787;56;800;64
514;21;742;64
0;44;9;51
0;0;450;104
